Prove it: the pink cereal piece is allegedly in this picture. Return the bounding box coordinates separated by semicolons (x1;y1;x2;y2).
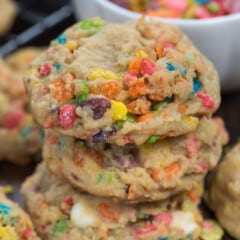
195;6;212;19
166;0;187;13
22;228;33;238
224;0;240;13
199;162;208;173
153;212;173;226
203;221;213;230
58;104;76;129
163;42;175;49
123;73;136;85
185;136;200;158
196;92;215;110
3;110;25;129
37;63;52;77
140;57;156;75
132;224;157;236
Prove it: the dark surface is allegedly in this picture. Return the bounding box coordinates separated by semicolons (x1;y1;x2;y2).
0;1;239;239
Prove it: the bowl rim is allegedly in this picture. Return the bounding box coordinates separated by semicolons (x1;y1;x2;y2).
97;0;240;25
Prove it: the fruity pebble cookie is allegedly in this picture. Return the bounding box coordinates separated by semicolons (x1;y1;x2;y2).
207;142;240;240
0;0;17;36
43;117;228;202
21;163;224;240
24;17;220;145
0;187;40;240
0;58;42;164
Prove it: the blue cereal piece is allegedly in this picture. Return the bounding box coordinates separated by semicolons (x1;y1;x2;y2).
193;78;202;94
56;34;67;44
55;63;61;71
165;62;175;71
0;204;11;216
194;0;211;4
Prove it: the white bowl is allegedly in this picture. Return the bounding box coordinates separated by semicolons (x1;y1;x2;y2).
72;0;240;91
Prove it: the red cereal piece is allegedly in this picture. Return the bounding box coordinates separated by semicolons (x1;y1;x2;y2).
2;110;25;129
185;136;200;158
58;104;76;129
153;212;173;226
196;92;215;110
140;57;156;75
133;224;157;236
37;63;52;77
163;42;176;49
22;228;33;238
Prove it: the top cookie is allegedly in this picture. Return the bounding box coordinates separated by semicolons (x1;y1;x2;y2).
24;17;220;145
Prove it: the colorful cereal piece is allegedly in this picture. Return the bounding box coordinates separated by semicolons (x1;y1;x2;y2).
88;68;120;81
197;92;215;110
58;104;76;130
111;100;127;121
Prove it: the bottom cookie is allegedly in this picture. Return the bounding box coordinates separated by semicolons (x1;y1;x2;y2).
0;187;40;240
22;163;223;240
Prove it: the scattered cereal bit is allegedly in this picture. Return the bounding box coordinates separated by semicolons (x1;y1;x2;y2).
128;79;147;98
3;185;13;195
193;78;202;94
137;112;154;122
55;63;61;71
65;40;78;51
0;203;11;215
53;218;68;234
37;63;52;77
133;224;157;236
140;57;156;75
0;226;16;240
151;168;161;181
22;228;33;238
97;202;120;221
58;104;76;129
56;34;67;44
92;128;116;143
111;100;127;121
126;113;135;123
127;98;151;115
74;80;89;103
183;116;199;128
207;2;220;13
165;62;175;71
195;0;211;4
201;221;224;240
153;212;173;226
197;92;215;110
150;102;167;111
2;110;24;129
146;135;159;144
80;98;111;120
178;103;187;113
164;163;181;179
135;50;149;57
100;81;122;99
185;136;200;158
88;68;120;81
128;58;142;75
79;17;104;30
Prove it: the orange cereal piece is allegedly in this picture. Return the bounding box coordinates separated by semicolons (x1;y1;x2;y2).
187;189;201;202
49;73;74;103
127;98;151;115
151;168;161;181
97;202;120;221
164;163;181;180
178;103;187;113
128;79;147;98
128;57;142;75
100;81;122;99
137;112;154;122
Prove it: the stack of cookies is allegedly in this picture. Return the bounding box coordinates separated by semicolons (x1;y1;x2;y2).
22;17;228;240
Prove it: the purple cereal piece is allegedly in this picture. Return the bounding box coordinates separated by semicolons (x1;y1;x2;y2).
79;98;111;120
92;128;116;143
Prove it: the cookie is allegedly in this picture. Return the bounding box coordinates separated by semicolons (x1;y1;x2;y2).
21;163;223;240
206;142;240;240
0;0;17;36
24;17;220;145
0;187;40;240
43;117;228;202
6;47;43;72
0;58;42;164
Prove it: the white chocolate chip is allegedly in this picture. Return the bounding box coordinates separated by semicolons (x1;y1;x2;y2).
70;201;99;228
170;211;199;234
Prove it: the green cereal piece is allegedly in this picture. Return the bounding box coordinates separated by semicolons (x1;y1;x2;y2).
146;135;159;144
75;80;89;104
150;102;167;111
79;17;104;30
53;218;68;234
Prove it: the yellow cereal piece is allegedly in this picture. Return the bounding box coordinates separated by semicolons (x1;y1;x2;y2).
88;68;120;81
183;116;199;128
135;50;149;58
111;100;127;121
4;185;13;195
65;40;78;51
0;94;7;104
26;67;37;75
23;115;34;124
0;226;17;240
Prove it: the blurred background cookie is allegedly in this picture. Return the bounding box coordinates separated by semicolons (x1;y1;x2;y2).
0;0;17;36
